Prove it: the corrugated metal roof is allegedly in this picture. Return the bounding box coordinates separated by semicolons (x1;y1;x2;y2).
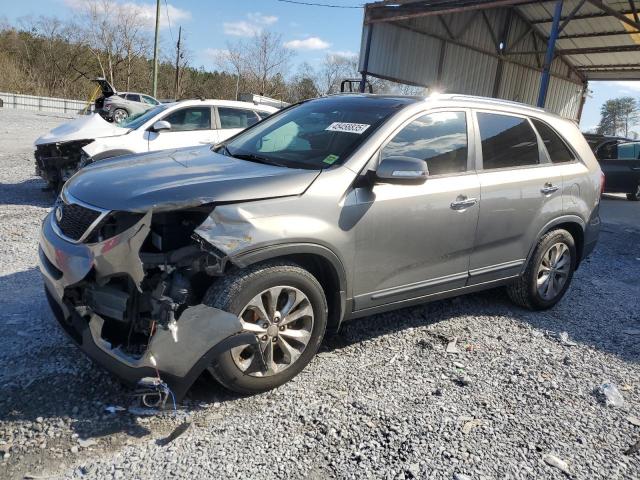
360;0;640;118
364;1;640;79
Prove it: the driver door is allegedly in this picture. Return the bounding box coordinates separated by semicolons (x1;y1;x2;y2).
146;106;217;151
351;110;480;311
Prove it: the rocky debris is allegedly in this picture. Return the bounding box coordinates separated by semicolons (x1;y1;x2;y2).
0;108;639;479
445;337;460;354
598;383;625;408
543;453;571;475
627;416;640;427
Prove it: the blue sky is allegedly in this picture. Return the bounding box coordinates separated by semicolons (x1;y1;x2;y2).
2;0;639;132
2;0;365;67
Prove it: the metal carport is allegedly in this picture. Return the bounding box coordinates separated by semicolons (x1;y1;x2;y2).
359;1;640;119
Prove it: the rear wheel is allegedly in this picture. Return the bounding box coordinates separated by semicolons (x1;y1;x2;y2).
627;184;640;201
113;108;128;124
507;229;576;310
203;261;327;394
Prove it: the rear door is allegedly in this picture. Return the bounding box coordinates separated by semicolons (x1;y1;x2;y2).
147;106;216;151
215;107;261;141
599;143;640;193
468;111;564;284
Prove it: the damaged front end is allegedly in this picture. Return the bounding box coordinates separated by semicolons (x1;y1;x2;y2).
39;194;255;400
34;140;93;190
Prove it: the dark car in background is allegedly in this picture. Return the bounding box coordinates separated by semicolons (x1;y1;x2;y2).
584;133;640;200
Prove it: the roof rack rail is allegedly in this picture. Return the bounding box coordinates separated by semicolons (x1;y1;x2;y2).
446;94;545;113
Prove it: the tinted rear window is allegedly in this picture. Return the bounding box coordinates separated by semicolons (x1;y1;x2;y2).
477;112;539;169
531;119;574;163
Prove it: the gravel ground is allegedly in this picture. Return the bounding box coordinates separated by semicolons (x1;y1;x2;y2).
1;107;639;480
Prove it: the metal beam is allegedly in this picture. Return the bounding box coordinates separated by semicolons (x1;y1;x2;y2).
510;44;640;55
576;63;640;69
530;9;635;24
558;0;587;33
359;24;373;93
559;30;637;39
437;15;454;39
538;0;563;108
586;0;640;32
508;26;533;51
366;0;535;24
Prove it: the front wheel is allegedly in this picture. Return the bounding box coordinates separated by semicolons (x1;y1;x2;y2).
626;184;640;201
203;261;327;394
507;229;576;310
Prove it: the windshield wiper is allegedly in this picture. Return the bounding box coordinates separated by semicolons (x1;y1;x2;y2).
230;152;287;168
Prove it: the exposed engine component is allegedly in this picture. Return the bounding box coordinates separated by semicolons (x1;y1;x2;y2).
34;139;93;190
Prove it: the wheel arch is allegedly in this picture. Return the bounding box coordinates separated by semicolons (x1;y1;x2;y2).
526;216;586;271
231;243;348;332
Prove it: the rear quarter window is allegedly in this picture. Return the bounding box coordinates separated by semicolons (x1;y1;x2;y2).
531;119;574;163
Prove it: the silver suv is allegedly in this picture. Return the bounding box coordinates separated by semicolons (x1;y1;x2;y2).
39;94;602;398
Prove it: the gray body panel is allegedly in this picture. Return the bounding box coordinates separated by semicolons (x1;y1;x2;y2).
40;94;602;392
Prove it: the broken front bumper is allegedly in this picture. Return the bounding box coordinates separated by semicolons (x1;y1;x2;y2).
38;211;253;400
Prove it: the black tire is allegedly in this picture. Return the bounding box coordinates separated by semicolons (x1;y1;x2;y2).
507;229;577;310
203;261;327;394
626;186;640;201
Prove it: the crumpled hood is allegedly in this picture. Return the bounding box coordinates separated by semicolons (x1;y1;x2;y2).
35;114;129;146
64;145;321;212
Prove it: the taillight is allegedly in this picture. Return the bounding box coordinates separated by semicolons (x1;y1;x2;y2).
600;171;606;196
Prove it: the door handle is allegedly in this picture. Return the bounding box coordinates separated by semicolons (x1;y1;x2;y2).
450;196;478;210
541;183;559;194
631;167;640;171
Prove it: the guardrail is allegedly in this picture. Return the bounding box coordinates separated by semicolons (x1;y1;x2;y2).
0;92;93;115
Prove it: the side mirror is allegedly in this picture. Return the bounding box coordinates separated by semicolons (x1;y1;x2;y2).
375;156;428;185
151;120;171;132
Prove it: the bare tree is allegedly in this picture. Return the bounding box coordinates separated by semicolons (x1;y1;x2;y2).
215;44;246;100
243;31;293;96
116;4;151;91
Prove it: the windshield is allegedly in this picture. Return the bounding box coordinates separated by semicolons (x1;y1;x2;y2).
119;104;169;130
221;96;412;169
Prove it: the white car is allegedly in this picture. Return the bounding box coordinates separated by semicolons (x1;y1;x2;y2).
34;99;278;190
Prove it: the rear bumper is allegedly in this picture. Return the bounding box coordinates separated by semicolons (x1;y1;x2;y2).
582;206;601;260
39;211;252;400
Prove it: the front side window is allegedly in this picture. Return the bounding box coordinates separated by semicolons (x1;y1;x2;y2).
219;108;260;129
531;118;574;163
381;111;468;176
256;110;271;120
477;112;539;169
120;104;169;130
163;107;212;131
223;96;409;169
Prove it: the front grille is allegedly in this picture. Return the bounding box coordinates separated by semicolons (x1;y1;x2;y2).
56;202;102;241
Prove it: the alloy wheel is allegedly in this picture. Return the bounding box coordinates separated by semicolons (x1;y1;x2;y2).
536;242;571;301
113;109;127;123
230;286;314;377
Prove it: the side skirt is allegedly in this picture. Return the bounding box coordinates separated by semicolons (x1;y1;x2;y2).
346;275;518;321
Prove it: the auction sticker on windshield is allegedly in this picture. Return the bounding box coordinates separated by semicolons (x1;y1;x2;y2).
325;122;370;134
